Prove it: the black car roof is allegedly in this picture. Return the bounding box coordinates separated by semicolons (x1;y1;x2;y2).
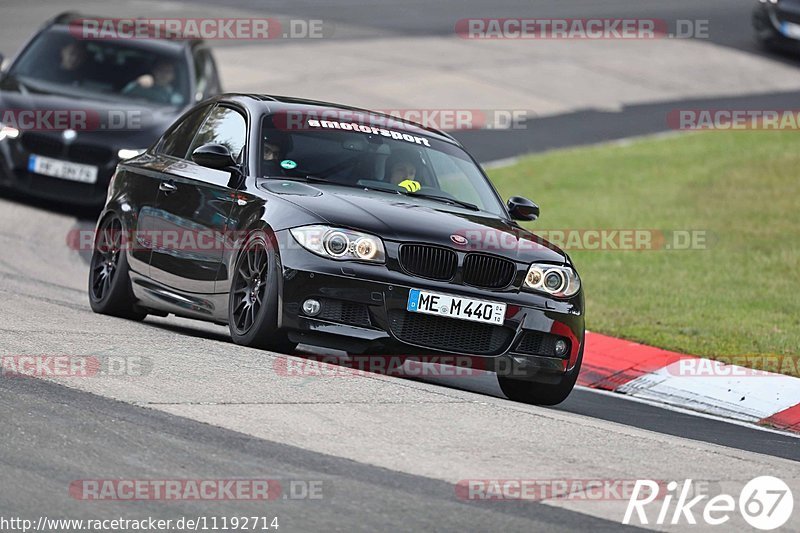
219;93;461;145
46;11;204;49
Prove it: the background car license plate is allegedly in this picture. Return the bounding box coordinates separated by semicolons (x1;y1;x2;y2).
407;289;506;325
28;155;98;184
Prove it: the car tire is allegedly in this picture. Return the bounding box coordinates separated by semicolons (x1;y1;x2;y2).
498;346;583;406
228;231;297;354
88;215;147;321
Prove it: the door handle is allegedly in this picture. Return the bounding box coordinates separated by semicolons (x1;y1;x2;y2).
159;181;178;193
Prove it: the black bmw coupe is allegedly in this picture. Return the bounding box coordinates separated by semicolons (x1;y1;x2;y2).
88;94;585;405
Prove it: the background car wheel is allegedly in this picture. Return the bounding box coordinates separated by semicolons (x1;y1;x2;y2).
498;346;583;406
228;232;297;354
88;215;147;321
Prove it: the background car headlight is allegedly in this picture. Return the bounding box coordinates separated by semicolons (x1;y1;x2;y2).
524;263;580;297
117;148;146;160
290;225;386;263
0;123;20;141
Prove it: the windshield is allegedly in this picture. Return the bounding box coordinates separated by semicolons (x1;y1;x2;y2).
8;27;190;107
259;115;507;216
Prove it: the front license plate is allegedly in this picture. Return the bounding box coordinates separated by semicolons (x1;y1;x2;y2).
407;289;506;325
28;155;98;184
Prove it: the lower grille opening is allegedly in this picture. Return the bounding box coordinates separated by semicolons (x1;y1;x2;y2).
318;299;372;327
514;331;569;358
389;310;513;355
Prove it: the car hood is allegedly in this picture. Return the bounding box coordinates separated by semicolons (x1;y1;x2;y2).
0;76;180;148
264;181;568;264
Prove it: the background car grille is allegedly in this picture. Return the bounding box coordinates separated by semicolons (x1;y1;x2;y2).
399;244;457;281
389;310;513;355
462;253;516;289
514;331;569;358
318;299;372;327
68;144;114;166
21;133;62;158
21;133;114;166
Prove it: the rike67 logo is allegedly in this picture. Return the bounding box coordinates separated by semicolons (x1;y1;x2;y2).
624;476;794;530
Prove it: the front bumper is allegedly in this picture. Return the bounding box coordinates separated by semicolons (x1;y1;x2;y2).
277;232;585;381
0;135;117;207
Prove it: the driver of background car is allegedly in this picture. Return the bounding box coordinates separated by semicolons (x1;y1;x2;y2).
122;60;179;105
385;149;426;192
261;130;294;176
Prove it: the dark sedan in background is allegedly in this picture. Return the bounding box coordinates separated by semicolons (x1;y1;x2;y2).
88;94;585;405
753;0;800;52
0;12;221;208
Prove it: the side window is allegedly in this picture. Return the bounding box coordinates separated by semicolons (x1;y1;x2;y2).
188;106;247;161
158;105;212;159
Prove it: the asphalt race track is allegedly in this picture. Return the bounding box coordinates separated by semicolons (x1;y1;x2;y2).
1;1;799;531
0;198;798;530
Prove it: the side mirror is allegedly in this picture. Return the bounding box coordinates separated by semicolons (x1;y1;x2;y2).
0;54;5;72
507;196;540;221
191;143;236;170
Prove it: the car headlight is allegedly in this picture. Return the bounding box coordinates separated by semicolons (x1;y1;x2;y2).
524;263;581;298
0;123;20;141
117;148;146;160
290;225;386;263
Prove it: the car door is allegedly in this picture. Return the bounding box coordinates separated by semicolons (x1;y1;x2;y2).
130;104;213;275
147;104;247;295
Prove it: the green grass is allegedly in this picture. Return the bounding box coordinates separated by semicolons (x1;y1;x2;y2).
488;131;800;376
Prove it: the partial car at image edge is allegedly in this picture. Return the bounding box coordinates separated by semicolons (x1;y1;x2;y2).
0;12;222;208
753;0;800;52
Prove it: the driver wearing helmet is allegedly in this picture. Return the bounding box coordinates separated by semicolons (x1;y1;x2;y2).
385;149;424;192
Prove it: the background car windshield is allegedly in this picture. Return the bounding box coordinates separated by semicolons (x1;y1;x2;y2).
9;27;190;107
259;116;506;216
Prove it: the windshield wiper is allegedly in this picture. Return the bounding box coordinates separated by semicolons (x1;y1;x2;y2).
263;174;327;183
272;175;406;195
404;191;480;211
264;176;477;210
359;183;403;194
